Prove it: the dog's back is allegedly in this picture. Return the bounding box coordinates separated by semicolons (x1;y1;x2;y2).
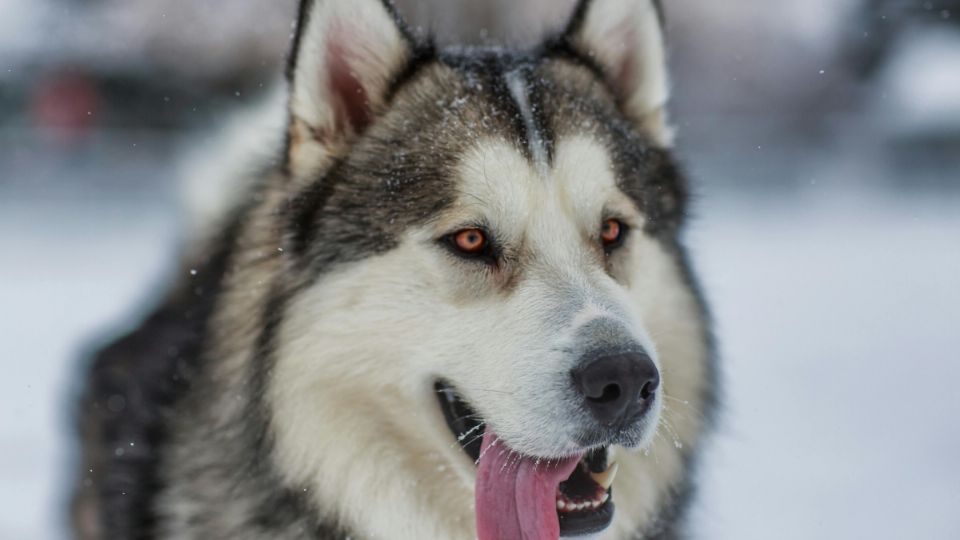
72;227;235;539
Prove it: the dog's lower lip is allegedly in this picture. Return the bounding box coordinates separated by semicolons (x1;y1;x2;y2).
434;380;616;536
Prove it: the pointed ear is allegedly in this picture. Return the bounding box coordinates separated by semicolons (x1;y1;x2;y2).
286;0;414;178
565;0;674;146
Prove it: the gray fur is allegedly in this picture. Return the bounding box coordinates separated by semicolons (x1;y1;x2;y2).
72;1;715;538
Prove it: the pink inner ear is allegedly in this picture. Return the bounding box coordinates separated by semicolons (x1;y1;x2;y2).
325;30;371;134
611;25;639;102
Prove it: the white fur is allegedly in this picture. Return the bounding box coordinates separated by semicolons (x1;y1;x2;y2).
571;0;674;146
505;69;550;176
268;136;708;539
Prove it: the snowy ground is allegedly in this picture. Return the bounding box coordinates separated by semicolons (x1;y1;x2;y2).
0;131;183;539
688;189;960;539
1;121;958;539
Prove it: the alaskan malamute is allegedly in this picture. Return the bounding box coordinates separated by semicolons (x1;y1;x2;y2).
72;0;716;538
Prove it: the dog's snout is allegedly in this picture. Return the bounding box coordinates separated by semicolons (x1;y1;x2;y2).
572;351;660;425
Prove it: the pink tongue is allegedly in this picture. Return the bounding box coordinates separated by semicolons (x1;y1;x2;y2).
475;430;582;540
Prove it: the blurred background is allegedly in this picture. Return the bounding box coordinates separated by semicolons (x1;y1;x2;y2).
1;0;958;538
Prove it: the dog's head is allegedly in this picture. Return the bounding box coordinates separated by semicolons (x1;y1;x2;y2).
264;1;711;538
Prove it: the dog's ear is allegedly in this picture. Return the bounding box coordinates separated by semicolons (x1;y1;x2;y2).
286;0;414;178
564;0;673;146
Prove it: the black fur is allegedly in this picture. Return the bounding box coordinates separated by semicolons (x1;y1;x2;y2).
73;210;242;538
383;40;439;103
564;0;666;37
285;0;316;84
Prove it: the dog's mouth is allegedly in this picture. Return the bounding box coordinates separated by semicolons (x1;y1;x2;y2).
435;381;616;538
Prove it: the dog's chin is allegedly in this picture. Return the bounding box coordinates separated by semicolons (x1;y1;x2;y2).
435;380;631;538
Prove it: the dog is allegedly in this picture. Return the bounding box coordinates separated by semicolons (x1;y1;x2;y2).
71;0;716;538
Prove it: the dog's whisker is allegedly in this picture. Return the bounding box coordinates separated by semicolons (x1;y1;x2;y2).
456;422;485;442
447;421;487;451
662;403;700;427
500;448;521;473
468;387;515;396
450;412;483;424
662;394;699;417
475;434;501;465
459;430;486;449
659;417;685;450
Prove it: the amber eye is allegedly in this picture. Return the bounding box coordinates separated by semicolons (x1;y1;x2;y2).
452;228;487;254
601;218;624;246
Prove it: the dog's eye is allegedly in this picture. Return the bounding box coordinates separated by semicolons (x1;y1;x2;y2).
452;228;488;255
600;219;626;250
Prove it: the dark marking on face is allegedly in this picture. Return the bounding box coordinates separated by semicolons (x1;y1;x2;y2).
522;66;556;162
436;50;538;161
285;51;552;278
384;41;439;103
287;45;687;282
531;59;688;238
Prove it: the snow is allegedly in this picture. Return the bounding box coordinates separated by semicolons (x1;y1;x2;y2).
0;132;181;539
876;27;960;132
687;189;960;539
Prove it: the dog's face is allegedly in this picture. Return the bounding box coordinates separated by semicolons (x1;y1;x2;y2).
421;131;668;455
266;1;709;538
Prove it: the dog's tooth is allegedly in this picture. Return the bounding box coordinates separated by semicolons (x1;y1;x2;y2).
600;492;610;504
557;499;567;511
589;461;619;490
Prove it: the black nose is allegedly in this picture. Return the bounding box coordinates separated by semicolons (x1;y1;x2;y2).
571;351;660;426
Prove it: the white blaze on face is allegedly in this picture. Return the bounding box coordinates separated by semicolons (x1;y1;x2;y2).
505;68;550;177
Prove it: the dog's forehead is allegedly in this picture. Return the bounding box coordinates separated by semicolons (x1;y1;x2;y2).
445;135;632;234
293;52;683;271
413;53;647;229
379;51;616;155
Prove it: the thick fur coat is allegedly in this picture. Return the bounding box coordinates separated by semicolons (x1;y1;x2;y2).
72;1;715;538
